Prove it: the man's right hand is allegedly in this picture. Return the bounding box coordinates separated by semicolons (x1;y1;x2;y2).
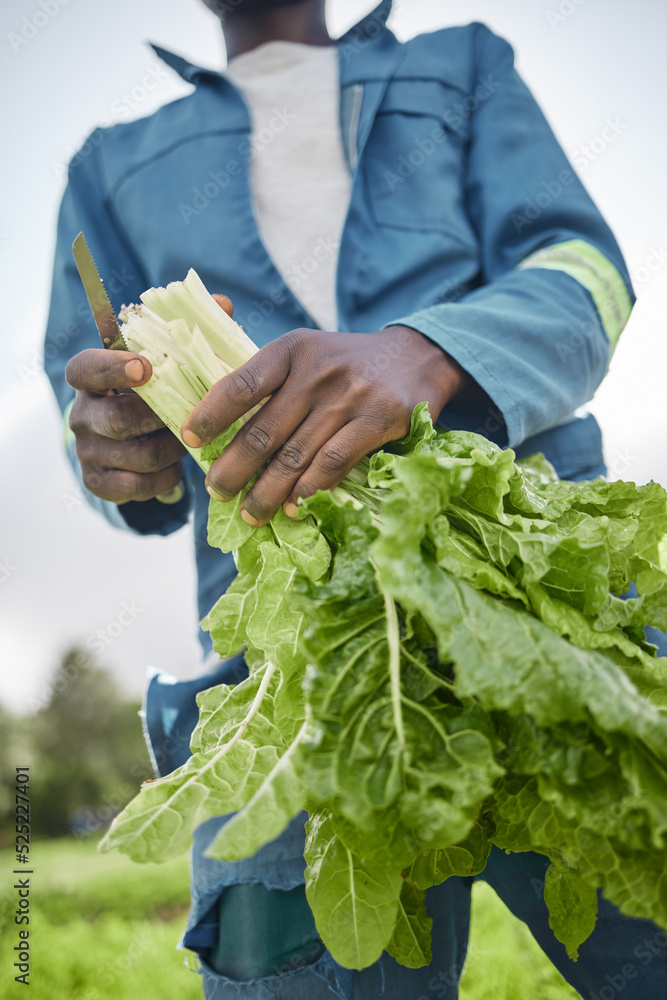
65;349;187;504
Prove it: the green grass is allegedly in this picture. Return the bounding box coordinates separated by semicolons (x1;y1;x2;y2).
1;838;200;1000
0;838;579;999
460;883;579;1000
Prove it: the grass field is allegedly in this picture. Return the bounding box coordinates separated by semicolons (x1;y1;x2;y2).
0;837;579;1000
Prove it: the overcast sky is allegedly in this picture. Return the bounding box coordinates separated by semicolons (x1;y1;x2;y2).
1;0;666;714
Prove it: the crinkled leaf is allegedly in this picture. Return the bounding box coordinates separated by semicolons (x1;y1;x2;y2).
269;506;331;582
207;485;259;552
245;542;307;671
100;663;286;862
206;724;308;861
403;821;492;890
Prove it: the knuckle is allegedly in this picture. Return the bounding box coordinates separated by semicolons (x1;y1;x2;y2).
111;472;150;503
240;423;274;458
374;400;403;434
105;398;136;440
136;437;163;473
231;368;260;402
108;444;127;468
319;444;350;473
74;436;95;465
105;413;130;441
65;349;107;390
283;328;308;352
134;411;161;437
206;468;231;497
349;373;375;402
273;444;308;475
243;495;272;523
128;476;152;502
190;402;218;442
68;394;87;434
81;465;105;496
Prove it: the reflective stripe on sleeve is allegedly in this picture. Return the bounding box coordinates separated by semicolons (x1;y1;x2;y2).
516;239;633;352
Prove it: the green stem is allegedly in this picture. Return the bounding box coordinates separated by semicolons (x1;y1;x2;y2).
332;486;383;529
383;588;406;749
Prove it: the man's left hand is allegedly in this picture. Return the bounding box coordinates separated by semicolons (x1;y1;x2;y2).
181;322;466;526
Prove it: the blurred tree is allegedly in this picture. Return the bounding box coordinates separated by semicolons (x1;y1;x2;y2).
0;703;36;848
0;648;152;841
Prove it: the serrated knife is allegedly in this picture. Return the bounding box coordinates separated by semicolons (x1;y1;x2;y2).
71;231;184;505
72;232;128;350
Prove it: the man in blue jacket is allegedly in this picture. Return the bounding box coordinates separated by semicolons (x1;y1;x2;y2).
46;0;664;996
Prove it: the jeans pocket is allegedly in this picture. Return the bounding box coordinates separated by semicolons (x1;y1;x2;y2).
205;883;325;981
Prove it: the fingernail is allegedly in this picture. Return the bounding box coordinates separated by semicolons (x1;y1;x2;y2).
156;484;185;505
206;483;232;502
125;359;146;383
284;502;299;520
182;428;203;448
240;508;261;527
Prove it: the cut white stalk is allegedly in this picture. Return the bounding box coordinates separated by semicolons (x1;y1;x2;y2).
119;270;262;474
140;269;258;370
118;270;360;491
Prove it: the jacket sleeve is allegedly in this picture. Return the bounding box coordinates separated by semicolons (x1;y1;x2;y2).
44;136;192;536
387;23;634;449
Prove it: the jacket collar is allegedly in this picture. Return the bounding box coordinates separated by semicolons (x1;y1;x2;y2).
149;0;395;84
342;0;393;42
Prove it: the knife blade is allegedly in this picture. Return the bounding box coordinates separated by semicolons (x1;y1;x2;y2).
71;231;184;506
72;232;127;350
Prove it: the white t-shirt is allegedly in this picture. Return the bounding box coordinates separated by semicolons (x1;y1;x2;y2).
225;41;352;332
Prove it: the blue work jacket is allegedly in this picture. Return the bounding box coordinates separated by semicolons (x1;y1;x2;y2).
45;0;635;653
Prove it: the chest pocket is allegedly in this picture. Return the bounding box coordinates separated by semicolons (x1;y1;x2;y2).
363;79;476;248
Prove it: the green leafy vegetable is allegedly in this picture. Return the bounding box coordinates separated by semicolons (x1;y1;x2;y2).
99;271;667;969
